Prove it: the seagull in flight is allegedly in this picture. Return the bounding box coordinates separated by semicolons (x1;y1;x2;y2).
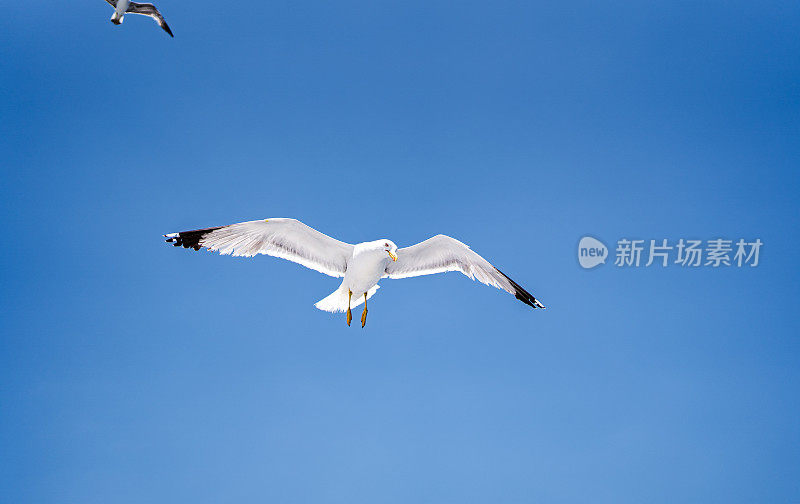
104;0;173;37
165;218;545;327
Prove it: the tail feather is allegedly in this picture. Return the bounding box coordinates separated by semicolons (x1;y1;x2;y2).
315;284;380;313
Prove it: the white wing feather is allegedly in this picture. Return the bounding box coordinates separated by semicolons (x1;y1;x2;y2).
385;235;544;308
166;218;353;278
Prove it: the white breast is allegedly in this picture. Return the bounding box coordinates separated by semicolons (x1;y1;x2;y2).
116;0;130;15
345;249;390;295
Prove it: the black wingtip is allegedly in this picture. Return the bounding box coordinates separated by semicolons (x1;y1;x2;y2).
164;226;223;251
161;21;173;37
496;269;545;309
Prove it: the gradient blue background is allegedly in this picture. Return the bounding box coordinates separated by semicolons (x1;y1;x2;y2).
1;1;799;502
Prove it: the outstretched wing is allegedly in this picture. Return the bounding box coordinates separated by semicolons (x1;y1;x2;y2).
385;234;544;308
105;0;118;6
165;218;354;278
126;2;173;36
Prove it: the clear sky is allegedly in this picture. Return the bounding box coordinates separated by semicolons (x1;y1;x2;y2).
1;1;799;502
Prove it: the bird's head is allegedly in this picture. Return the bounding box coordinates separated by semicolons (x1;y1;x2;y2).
380;240;398;261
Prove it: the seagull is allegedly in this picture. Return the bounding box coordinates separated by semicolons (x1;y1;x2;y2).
164;218;545;327
104;0;173;37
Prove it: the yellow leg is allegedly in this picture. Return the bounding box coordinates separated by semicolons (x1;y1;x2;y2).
361;293;368;328
346;290;352;326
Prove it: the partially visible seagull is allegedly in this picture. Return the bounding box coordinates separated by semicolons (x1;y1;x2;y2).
105;0;173;37
164;218;545;327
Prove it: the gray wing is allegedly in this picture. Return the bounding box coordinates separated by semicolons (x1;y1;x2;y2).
165;218;354;278
385;234;545;309
126;2;173;37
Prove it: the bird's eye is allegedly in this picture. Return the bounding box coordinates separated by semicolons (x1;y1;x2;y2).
384;243;389;247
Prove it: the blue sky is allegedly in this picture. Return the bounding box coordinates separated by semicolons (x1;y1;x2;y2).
1;1;799;502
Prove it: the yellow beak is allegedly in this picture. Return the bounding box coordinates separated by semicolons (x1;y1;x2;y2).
387;250;398;262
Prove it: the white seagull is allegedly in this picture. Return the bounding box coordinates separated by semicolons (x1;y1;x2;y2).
104;0;173;37
165;218;545;327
